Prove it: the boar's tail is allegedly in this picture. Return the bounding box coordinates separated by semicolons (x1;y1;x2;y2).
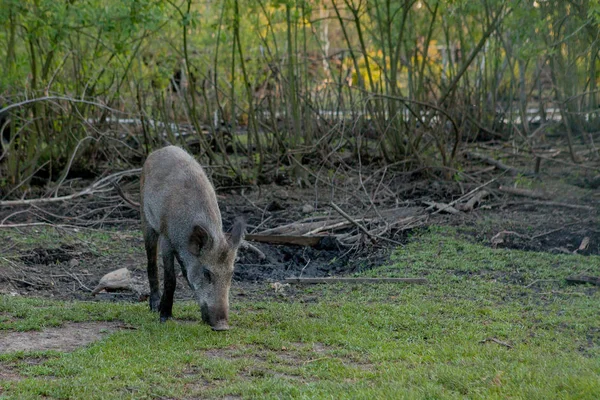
112;181;141;209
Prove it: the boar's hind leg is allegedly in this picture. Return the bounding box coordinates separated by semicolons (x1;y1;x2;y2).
143;224;161;312
159;237;176;323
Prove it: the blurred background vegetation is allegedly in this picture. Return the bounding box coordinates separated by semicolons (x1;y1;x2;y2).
0;0;598;194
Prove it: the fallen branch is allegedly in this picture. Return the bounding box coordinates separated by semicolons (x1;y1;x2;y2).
525;201;593;211
530;220;582;239
428;176;500;216
112;181;140;209
330;202;375;240
498;186;549;199
284;277;428;284
0;169;141;207
330;202;404;246
455;190;490;212
304;220;352;236
245;234;324;247
466;152;532;176
423;201;460;215
491;201;593;211
259;218;338;236
240;240;266;260
479;337;513;349
62;268;93;292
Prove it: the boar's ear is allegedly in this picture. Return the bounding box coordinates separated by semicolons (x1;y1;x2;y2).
228;218;245;249
188;225;212;256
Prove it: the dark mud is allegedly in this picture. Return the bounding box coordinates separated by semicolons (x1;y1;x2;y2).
0;322;123;354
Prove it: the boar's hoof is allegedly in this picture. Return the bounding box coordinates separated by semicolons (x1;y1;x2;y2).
211;321;230;331
149;293;161;312
160;315;170;323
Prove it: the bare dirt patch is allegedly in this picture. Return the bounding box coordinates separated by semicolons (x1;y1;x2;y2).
0;356;49;384
0;362;21;382
0;321;122;354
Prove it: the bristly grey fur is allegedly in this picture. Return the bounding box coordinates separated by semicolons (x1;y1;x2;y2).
140;145;244;330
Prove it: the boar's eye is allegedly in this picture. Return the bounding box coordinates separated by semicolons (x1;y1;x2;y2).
203;268;213;284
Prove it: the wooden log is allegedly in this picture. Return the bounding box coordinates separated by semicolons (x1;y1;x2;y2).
498;186;549;199
283;277;428;284
244;234;323;247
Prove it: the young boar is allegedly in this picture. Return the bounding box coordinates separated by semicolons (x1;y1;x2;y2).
140;146;244;331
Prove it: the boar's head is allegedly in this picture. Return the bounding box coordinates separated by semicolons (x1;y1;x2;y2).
179;218;245;331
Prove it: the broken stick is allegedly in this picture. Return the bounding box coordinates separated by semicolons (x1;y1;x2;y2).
498;186;548;199
245;234;323;247
330;202;375;239
455;190;490;212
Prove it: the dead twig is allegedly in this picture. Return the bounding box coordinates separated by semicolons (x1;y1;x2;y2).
329;202;405;245
0;169;141;207
530;220;582;240
330;202;375;240
6;277;44;288
479;337;513;349
467;152;533;177
525;279;561;289
305;220;352;236
429;175;501;216
491;218;583;247
423;201;460;215
498;186;549;200
455;190;490;212
0;220;139;229
112;181;140;209
245;234;325;247
240;240;266;260
61;267;93;292
259;218;337;236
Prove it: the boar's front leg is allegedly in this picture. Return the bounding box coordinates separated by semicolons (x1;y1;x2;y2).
159;237;176;322
143;223;161;312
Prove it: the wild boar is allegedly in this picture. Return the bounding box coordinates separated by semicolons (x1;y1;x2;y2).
140;146;244;331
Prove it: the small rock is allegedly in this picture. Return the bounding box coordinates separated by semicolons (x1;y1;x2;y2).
91;268;132;295
301;204;314;213
270;282;290;293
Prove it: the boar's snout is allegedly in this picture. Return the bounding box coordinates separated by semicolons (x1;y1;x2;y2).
200;303;230;331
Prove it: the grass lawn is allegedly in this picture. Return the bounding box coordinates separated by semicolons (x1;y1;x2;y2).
1;227;599;399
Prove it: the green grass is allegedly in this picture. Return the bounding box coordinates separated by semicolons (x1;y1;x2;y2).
1;227;599;399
